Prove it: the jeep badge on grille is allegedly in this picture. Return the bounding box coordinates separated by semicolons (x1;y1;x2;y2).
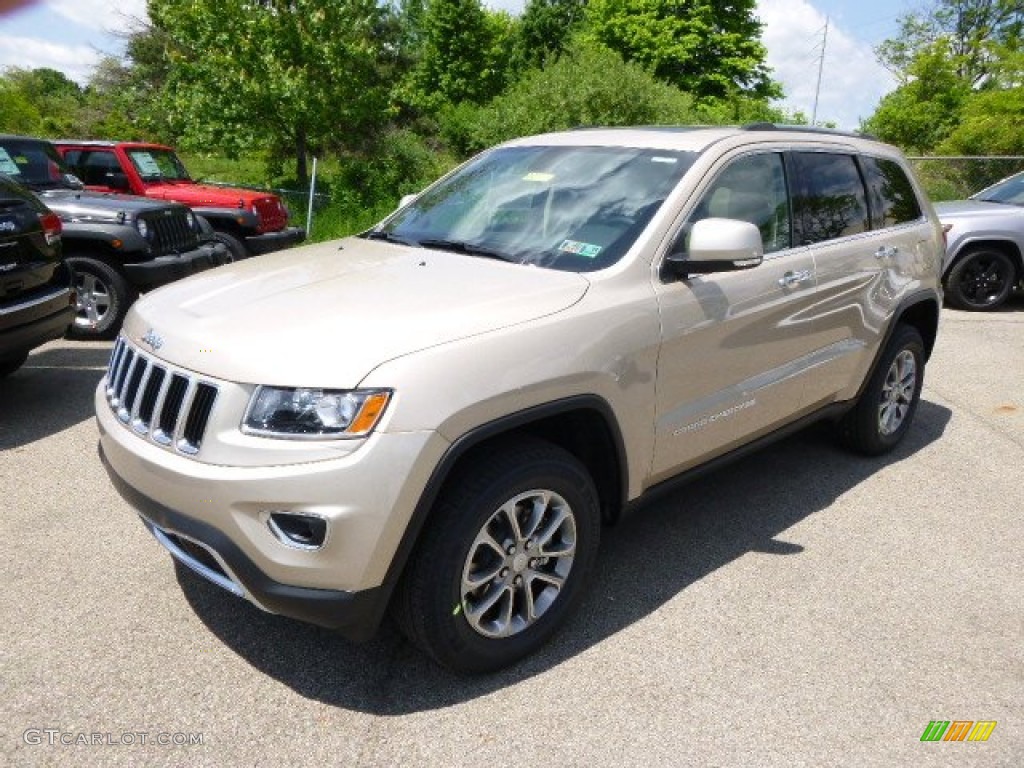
141;329;164;350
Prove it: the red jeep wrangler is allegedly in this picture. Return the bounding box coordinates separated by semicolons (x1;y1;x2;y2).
55;141;306;259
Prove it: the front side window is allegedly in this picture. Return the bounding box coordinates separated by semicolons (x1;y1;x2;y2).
684;152;791;254
374;145;696;272
790;152;869;244
861;156;922;228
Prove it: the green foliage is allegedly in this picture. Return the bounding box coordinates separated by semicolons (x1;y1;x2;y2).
866;2;1023;155
518;0;588;68
335;129;457;209
148;0;397;184
864;44;971;153
0;67;83;136
582;0;779;99
451;42;700;153
410;0;516;112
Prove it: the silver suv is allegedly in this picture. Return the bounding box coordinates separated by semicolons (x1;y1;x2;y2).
96;126;944;673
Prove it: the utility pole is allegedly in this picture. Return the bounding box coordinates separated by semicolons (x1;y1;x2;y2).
812;17;829;126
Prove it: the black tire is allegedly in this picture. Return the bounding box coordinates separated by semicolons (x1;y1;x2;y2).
66;257;136;341
0;351;29;378
393;437;601;674
838;324;925;456
212;231;248;261
944;247;1017;311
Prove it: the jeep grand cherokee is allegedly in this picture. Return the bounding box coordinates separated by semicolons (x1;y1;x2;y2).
96;126;944;673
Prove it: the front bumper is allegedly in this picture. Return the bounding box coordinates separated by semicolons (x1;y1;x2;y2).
0;284;75;358
123;242;232;290
100;448;386;639
96;379;448;639
245;226;306;255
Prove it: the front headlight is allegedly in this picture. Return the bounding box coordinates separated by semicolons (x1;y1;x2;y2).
136;218;150;239
242;386;391;439
186;210;201;232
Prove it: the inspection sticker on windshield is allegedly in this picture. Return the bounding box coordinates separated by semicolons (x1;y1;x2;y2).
0;148;19;175
559;239;602;258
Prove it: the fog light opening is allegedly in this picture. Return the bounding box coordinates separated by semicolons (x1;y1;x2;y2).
267;512;328;550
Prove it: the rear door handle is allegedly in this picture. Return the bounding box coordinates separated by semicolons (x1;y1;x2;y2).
778;269;812;288
875;246;899;259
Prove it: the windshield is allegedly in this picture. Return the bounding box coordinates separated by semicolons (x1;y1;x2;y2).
373;145;696;272
974;172;1024;205
0;138;79;190
127;148;191;182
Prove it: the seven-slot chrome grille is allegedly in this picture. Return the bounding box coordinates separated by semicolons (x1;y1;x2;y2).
105;336;218;456
140;209;199;256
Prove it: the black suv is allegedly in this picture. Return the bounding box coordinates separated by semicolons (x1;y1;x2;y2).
0;135;230;339
0;173;74;377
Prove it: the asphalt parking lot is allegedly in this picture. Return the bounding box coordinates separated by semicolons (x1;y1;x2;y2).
2;299;1022;767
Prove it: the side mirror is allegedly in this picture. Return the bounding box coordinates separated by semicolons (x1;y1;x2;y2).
105;171;131;191
398;193;417;209
664;218;764;279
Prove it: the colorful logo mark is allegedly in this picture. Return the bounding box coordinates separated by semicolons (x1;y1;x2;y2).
920;721;997;742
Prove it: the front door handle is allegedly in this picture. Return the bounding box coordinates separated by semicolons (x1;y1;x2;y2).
778;269;812;288
875;246;899;259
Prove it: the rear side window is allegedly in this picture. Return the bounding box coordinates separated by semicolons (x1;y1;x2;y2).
76;150;122;186
860;156;922;227
789;152;869;244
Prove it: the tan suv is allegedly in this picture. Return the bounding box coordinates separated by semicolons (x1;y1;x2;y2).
96;126;943;673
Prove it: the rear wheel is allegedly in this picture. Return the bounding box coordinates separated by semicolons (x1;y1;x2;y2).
67;257;135;340
838;324;925;456
212;231;247;261
945;247;1017;311
393;438;600;674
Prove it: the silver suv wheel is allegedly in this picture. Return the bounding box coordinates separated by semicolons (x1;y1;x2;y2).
878;350;917;436
461;489;577;639
75;271;112;330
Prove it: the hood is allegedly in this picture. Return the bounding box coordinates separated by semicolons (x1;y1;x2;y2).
143;181;275;208
122;237;590;387
36;188;185;223
933;199;1020;219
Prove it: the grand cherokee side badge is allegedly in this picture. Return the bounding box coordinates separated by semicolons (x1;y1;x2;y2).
141;329;164;350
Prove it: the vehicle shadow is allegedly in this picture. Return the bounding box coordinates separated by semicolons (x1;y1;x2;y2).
177;399;952;714
0;342;111;450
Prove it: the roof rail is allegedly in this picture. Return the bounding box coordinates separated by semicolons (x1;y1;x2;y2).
742;123;879;141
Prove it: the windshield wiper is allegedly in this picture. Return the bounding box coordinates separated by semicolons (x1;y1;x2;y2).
418;238;514;262
363;230;417;246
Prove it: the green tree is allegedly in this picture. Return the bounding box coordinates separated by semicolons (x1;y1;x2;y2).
582;0;779;100
867;1;1023;153
454;41;699;153
876;0;1023;85
411;0;516;111
864;44;971;153
518;0;588;68
148;0;398;185
0;67;83;136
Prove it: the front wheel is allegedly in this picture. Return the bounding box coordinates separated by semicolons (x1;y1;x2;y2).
212;231;248;261
837;324;925;456
393;438;601;674
944;247;1017;311
67;257;136;340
